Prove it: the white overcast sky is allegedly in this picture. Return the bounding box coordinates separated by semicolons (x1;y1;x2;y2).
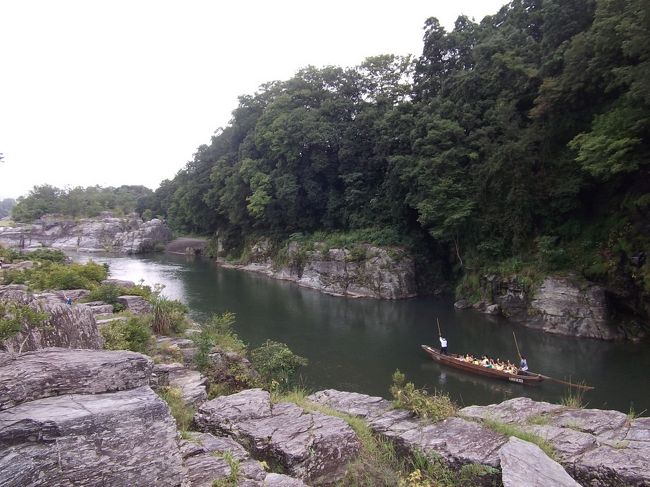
0;0;507;199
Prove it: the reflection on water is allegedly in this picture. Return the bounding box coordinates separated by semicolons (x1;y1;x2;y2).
71;252;650;413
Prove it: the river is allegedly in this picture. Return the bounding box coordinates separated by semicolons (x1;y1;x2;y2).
73;251;650;414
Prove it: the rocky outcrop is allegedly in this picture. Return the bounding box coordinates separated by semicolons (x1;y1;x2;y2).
117;294;152;314
460;397;650;486
527;277;617;339
0;286;103;352
0;348;152;409
456;274;622;340
309;389;505;474
0;349;183;487
499;437;580;486
0;213;172;254
220;241;418;299
310;390;650;486
194;388;361;484
180;432;309;487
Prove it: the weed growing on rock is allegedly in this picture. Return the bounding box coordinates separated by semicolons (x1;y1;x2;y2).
560;386;586;409
526;413;551;426
157;386;195;432
481;418;556;460
390;370;457;422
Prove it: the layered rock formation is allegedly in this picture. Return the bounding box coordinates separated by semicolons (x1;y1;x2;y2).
195;388;362;484
0;348;183;487
309;390;650;487
0;213;172;254
0;285;103;352
456;274;622;340
221;241;418;299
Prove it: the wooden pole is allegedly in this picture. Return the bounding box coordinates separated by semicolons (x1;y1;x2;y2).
436;318;442;337
529;372;595;391
512;331;522;359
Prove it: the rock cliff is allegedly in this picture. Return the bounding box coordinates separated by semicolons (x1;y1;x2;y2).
0;213;172;254
221;241;418;299
456;274;622;340
0;285;103;352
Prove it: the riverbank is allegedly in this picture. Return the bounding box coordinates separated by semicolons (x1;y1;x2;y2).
2;257;648;485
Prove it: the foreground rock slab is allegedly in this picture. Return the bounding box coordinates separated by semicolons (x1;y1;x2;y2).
0;386;183;487
461;397;650;486
499;436;579;486
0;348;152;410
309;389;505;474
195;388;361;484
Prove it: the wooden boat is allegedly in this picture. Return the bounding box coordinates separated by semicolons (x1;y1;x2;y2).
421;345;544;386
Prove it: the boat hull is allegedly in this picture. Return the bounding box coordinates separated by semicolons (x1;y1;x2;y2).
421;345;544;386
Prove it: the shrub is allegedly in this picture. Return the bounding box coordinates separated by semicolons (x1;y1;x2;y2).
3;261;108;290
24;248;67;263
150;294;188;335
390;370;457;422
192;312;246;370
100;316;153;353
250;340;308;391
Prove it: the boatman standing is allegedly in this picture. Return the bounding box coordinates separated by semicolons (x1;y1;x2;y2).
520;355;529;372
439;336;448;355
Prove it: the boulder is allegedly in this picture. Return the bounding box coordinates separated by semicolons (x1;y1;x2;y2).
0;348;152;410
0;288;103;352
117;295;152;314
195;388;361;484
454;299;472;309
0;386;183;487
499;436;579;486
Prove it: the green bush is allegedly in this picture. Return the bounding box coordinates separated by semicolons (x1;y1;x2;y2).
250;340;308;391
150;295;189;335
24;248;67;263
3;261;108;290
100;316;153;353
192;312;246;370
390;370;457;422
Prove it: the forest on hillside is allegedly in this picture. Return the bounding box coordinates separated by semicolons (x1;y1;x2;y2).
13;0;650;322
154;0;647;275
11;185;153;221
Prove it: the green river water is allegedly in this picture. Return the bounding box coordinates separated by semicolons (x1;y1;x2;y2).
74;252;650;414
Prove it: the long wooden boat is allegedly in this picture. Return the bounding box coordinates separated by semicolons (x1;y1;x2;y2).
421;345;544;386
